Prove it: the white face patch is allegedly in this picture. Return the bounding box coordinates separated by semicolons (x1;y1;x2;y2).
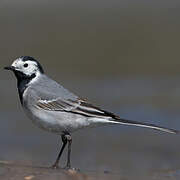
11;58;40;76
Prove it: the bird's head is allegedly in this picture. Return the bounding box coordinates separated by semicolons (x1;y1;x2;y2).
4;56;44;80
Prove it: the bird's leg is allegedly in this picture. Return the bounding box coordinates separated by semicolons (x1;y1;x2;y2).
65;134;72;169
52;134;67;169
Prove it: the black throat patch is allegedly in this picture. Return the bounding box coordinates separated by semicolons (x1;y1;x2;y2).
14;70;36;104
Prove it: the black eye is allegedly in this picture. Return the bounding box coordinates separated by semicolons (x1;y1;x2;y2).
24;63;28;68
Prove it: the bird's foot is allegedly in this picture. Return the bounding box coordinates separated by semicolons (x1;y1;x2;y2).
51;163;60;169
63;166;80;172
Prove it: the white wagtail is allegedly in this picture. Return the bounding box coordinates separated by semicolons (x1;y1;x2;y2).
4;56;179;169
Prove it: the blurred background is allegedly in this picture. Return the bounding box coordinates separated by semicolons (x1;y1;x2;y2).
1;0;180;179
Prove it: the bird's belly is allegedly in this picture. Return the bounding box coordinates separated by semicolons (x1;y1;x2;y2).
23;107;92;134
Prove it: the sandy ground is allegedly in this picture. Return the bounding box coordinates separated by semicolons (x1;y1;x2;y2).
0;161;180;180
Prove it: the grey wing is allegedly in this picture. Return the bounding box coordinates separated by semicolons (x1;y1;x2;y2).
36;98;115;118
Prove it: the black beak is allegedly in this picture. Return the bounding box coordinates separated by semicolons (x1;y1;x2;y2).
4;66;16;71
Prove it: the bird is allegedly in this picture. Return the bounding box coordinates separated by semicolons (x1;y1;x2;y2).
4;56;179;169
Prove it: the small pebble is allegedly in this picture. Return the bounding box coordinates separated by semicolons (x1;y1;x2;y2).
24;175;35;180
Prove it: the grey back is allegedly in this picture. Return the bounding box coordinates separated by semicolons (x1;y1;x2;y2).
26;74;78;102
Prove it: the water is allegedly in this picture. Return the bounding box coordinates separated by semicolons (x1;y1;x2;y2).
0;0;180;179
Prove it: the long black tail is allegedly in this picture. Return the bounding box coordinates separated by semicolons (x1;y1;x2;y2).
110;118;179;134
